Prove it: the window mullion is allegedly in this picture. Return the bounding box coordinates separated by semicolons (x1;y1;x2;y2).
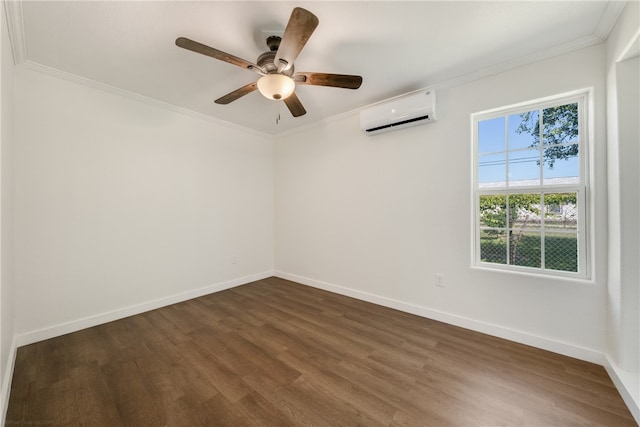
505;115;510;187
538;109;545;270
539;107;544;185
504;117;510;265
506;194;511;265
540;192;546;270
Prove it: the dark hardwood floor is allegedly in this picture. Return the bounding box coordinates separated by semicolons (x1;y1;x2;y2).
6;277;637;426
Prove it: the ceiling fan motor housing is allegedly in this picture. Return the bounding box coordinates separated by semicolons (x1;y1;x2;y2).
257;37;294;76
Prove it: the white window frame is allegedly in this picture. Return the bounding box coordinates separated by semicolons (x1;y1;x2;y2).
471;90;590;279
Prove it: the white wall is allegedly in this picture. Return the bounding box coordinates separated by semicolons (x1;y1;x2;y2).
605;0;640;419
13;68;274;340
1;5;636;421
0;1;15;420
275;44;608;361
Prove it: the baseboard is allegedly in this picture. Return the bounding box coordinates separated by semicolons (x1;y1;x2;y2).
7;271;637;423
273;271;604;365
15;271;274;347
604;355;640;424
1;336;17;425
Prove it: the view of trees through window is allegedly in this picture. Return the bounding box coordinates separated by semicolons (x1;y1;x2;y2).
475;99;583;274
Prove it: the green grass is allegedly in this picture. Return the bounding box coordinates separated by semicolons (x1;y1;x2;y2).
480;232;577;272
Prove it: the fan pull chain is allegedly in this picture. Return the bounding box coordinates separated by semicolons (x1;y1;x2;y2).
275;102;281;125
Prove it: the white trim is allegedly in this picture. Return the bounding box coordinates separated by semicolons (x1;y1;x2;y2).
3;0;614;139
470;264;595;285
603;354;640;425
2;0;25;66
595;1;629;42
17;60;271;140
5;273;635;422
1;336;17;425
274;270;604;365
15;271;273;347
471;91;590;279
617;28;640;62
584;86;597;281
471;89;590;121
275;39;608;139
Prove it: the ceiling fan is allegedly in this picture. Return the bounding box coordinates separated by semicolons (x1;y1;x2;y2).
175;7;363;118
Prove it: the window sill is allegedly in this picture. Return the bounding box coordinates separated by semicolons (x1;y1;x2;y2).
471;263;594;284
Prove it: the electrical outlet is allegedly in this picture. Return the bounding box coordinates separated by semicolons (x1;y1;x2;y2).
435;273;445;287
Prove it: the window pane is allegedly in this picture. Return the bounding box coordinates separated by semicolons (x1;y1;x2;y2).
509;110;539;150
480;229;507;264
543;143;579;185
545;232;578;272
478;153;506;188
544;193;577;232
508;193;541;229
478;117;505;153
542;103;579;146
508;149;540;186
479;194;507;228
473;95;585;277
510;231;541;268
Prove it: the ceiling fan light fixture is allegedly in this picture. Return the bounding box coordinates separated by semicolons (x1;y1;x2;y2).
257;74;295;100
177;8;361;118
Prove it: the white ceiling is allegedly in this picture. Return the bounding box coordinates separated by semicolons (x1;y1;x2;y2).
9;1;624;135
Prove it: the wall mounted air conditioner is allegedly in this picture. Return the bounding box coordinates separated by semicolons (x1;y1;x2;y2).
360;90;437;135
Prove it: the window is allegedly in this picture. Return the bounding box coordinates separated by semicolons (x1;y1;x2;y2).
472;92;588;278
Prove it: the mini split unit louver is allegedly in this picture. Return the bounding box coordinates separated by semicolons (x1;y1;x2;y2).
360;90;437;135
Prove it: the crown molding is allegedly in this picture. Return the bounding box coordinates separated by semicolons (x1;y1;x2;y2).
6;0;628;140
274;2;628;138
274;32;607;139
617;28;640;62
4;0;270;138
4;0;26;65
19;59;272;139
595;0;629;41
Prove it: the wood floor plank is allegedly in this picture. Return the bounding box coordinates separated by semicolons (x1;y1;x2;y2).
241;373;336;426
69;363;123;427
139;308;195;345
178;336;249;403
334;356;475;425
99;354;166;426
217;332;302;384
197;394;254;427
6;277;637;426
277;349;399;423
291;374;390;427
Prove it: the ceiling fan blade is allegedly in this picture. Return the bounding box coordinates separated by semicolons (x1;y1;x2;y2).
283;92;307;117
214;82;258;104
274;8;319;72
176;37;263;74
293;72;363;89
